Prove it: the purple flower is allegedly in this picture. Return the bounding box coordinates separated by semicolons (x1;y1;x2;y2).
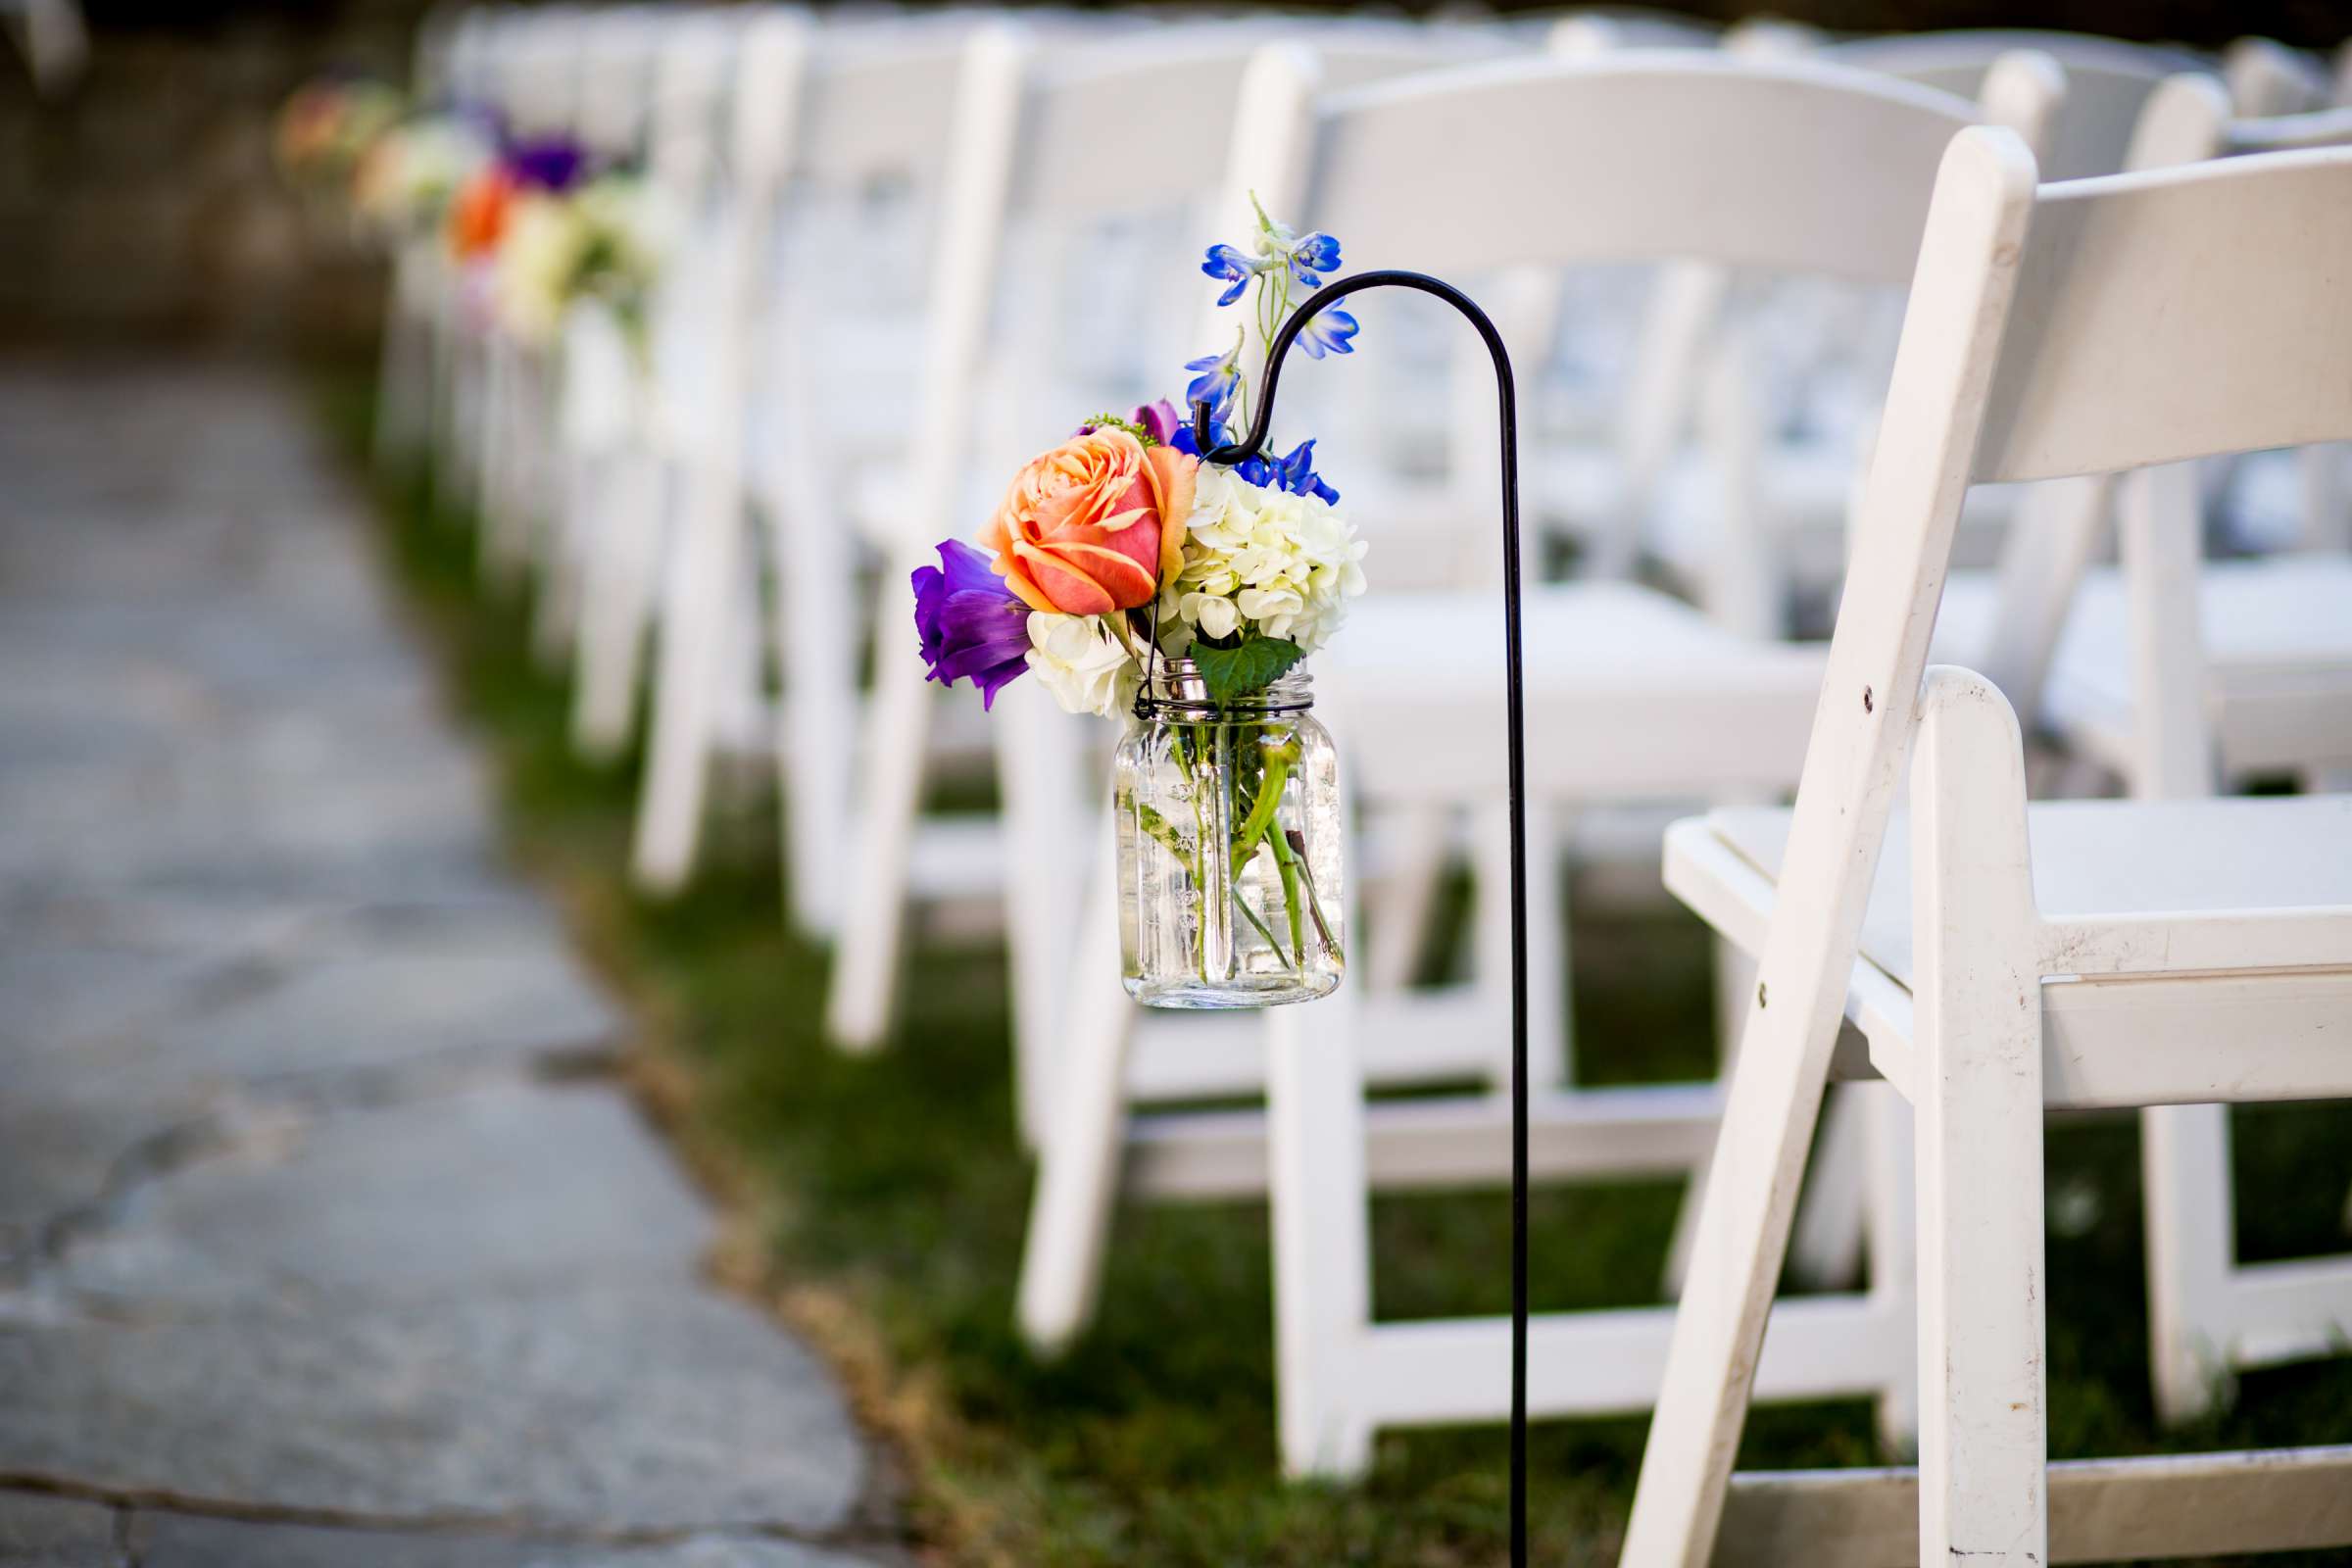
502;133;587;193
1134;399;1183;446
1074;401;1185;446
912;540;1030;709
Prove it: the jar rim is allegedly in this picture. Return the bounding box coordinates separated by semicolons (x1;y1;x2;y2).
1134;657;1314;718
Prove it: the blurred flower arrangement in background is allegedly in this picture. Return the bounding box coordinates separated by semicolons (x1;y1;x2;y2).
277;76;667;358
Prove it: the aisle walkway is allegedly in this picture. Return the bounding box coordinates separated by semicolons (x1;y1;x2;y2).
0;360;890;1567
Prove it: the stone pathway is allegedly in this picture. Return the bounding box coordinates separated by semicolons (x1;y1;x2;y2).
0;361;889;1566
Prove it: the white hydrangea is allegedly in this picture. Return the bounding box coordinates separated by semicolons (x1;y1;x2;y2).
492;178;669;349
1025;612;1140;719
491;192;587;346
1162;464;1367;656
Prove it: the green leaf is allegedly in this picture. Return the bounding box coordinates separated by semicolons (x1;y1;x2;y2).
1191;635;1303;706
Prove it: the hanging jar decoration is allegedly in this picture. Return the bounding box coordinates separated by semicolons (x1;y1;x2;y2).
910;196;1366;1011
1115;658;1342;1007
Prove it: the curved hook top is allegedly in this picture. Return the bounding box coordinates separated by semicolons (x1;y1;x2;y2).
1187;269;1518;466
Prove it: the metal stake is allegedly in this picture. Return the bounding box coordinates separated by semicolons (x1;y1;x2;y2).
1193;269;1528;1568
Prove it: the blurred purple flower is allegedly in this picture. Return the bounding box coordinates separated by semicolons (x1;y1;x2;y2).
502;134;588;193
912;539;1031;709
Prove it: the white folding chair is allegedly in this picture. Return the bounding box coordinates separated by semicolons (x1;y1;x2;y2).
474;6;593;587
425;8;493;504
1917;76;2352;1432
520;9;663;673
630;8;815;892
1021;47;2065;1475
372;7;462;475
1825;29;2208;180
742;19;990;942
437;7;545;521
564;12;738;758
1625;133;2352;1568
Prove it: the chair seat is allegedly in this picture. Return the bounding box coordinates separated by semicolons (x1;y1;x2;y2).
1666;793;2352;1108
1326;580;1827;799
1937;557;2352;778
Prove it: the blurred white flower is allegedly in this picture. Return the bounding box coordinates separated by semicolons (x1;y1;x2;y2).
492;192;587;347
1025;612;1139;718
491;175;670;351
354;117;490;238
1161;464;1366;656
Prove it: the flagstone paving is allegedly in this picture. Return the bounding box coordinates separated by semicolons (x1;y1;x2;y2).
0;360;891;1567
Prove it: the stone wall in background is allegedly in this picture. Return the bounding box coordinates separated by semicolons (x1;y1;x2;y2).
0;2;429;351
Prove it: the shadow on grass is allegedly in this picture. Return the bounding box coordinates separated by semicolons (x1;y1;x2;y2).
316;366;2352;1568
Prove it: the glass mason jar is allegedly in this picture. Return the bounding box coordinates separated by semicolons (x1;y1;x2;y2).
1113;660;1345;1008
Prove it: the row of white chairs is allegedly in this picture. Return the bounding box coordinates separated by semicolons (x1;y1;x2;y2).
384;8;2352;1564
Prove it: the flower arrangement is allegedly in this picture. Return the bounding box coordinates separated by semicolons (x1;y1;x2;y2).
273;76;406;188
353;111;495;242
490;172;669;354
418;131;666;358
913;201;1367;1006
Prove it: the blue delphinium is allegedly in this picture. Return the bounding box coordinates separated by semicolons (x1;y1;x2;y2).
1272;439;1340;505
1178;200;1357;504
1285;230;1341;288
1201;242;1265;307
911;540;1031;708
1184;338;1243;427
1297;303;1358;360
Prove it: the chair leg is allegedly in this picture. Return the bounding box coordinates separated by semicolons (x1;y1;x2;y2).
773;463;858;938
632;454;741;893
1015;846;1133;1351
1909;667;2047;1564
997;688;1087;1149
1663;935;1754;1298
533;447;593;670
570;443;665;761
1268;977;1377;1479
825;561;937;1052
1863;1080;1920;1454
2142;1102;2238;1425
1364;802;1447;996
1788;1085;1871;1291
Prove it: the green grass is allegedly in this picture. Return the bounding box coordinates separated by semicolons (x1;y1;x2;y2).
318;368;2352;1567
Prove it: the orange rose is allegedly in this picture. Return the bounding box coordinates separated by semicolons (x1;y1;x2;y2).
448;168;514;260
982;429;1197;616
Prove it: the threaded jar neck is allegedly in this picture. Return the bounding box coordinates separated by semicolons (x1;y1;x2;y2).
1134;659;1313;719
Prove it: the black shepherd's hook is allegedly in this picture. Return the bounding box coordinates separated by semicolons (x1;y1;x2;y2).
1193;270;1529;1568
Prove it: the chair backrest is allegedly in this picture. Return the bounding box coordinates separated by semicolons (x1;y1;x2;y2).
1973;148;2352;486
1962;79;2352;747
569;11;659;166
729;9;815;206
2125;70;2352;170
493;8;588;143
1250;50;2051;290
796;25;978;191
2222;35;2332;117
1826;29;2205;179
646;12;737;196
1745;136;2352;1218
